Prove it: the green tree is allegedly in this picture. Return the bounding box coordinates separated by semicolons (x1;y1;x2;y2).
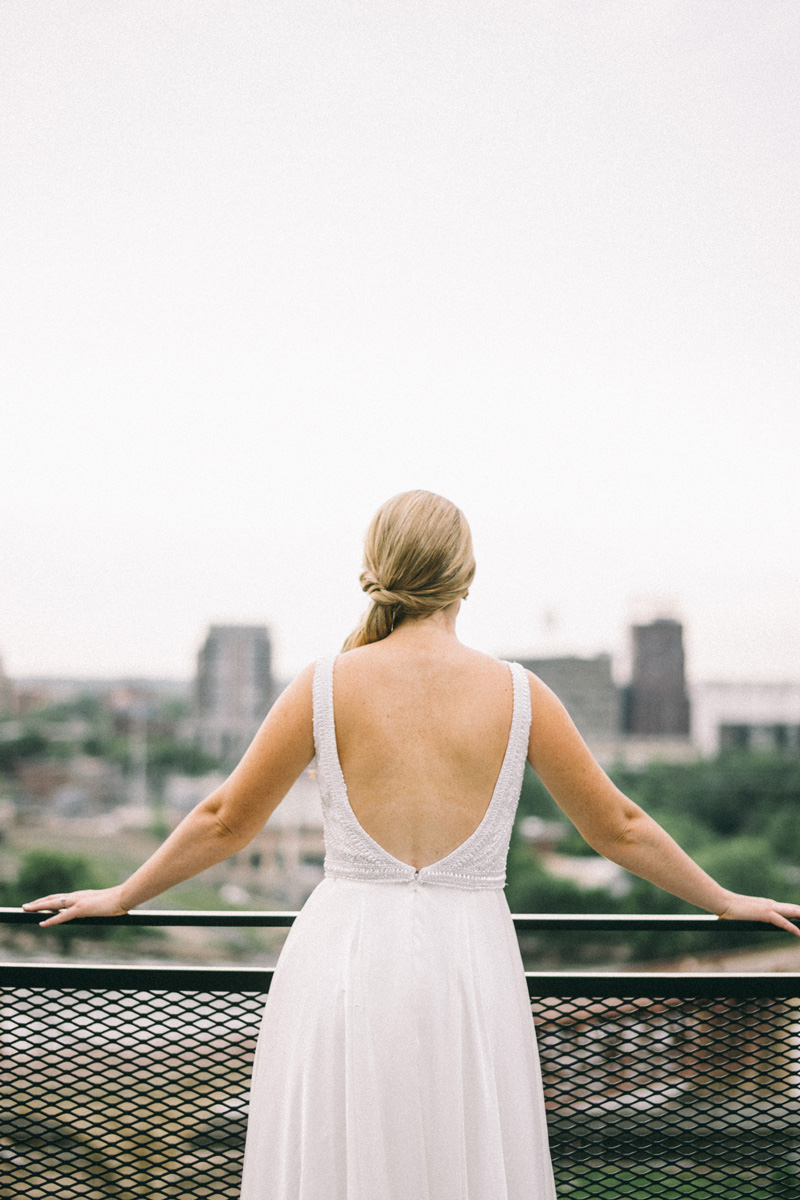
146;740;221;776
9;850;161;956
0;731;49;774
694;835;790;900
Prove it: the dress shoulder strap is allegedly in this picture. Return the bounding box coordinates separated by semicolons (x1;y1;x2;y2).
504;660;532;782
312;654;339;780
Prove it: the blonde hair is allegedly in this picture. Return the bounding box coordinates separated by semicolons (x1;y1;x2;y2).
342;490;475;652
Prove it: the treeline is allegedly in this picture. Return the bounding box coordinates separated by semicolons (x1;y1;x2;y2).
507;750;800;964
0;727;219;777
0;850;164;956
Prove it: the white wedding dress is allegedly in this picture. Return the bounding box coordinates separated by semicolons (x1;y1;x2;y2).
239;655;557;1199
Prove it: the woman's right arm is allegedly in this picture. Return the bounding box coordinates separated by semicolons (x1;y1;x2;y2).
23;663;316;926
524;670;800;937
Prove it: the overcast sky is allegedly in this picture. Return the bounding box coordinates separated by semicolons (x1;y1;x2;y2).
2;1;798;685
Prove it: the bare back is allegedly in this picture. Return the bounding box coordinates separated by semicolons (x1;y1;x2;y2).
331;639;514;870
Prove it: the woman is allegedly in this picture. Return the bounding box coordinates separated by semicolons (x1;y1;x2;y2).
23;489;800;1200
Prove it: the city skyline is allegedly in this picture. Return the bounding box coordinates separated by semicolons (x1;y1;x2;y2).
3;609;797;691
7;615;800;764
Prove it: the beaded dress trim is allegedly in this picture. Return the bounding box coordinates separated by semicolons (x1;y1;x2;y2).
311;655;532;890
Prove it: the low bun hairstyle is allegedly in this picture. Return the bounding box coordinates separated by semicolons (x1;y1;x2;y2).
342;490;475;652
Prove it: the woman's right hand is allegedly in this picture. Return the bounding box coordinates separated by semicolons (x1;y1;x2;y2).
716;891;800;937
22;886;129;928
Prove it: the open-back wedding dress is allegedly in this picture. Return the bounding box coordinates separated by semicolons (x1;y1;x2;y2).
239;654;557;1199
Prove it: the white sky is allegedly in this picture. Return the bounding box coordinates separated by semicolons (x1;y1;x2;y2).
2;1;798;684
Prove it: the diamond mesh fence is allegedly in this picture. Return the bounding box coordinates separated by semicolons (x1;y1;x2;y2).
1;976;264;1199
2;967;800;1198
532;988;800;1199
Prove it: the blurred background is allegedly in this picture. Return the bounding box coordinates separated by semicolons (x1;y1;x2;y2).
1;1;799;970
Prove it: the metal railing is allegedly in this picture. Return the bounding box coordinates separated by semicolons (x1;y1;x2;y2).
3;909;800;1199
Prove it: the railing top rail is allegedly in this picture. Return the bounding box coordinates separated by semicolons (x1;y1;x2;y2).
1;906;796;932
3;960;800;997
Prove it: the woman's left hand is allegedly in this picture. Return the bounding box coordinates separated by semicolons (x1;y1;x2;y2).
22;886;128;927
717;891;800;937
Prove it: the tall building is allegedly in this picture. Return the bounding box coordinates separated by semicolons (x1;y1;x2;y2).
195;625;275;762
627;618;690;736
0;653;15;714
517;654;621;742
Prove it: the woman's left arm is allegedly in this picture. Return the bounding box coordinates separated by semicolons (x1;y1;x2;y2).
23;663;316;926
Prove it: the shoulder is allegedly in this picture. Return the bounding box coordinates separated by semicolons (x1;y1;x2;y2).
517;667;593;767
270;660;317;716
520;666;568;717
467;647;508;668
519;665;556;695
468;653;536;693
288;660;318;690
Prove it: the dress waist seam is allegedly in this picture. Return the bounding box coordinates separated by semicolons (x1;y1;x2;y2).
324;866;505;891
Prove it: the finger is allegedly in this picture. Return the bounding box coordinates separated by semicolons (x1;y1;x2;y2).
38;907;79;928
774;905;800;918
770;912;800;937
22;897;64;910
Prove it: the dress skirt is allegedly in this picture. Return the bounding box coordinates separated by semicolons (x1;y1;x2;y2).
238;875;557;1200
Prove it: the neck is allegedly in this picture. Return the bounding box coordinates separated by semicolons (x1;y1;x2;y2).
389;600;462;644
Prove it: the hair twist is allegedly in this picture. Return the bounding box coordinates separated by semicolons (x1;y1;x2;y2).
342;490;475;651
359;571;405;609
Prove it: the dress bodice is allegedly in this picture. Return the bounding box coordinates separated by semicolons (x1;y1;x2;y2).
311;654;532;890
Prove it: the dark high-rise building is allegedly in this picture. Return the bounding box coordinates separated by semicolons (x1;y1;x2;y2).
517;653;621;742
627;618;690;735
195;624;275;762
0;653;14;714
